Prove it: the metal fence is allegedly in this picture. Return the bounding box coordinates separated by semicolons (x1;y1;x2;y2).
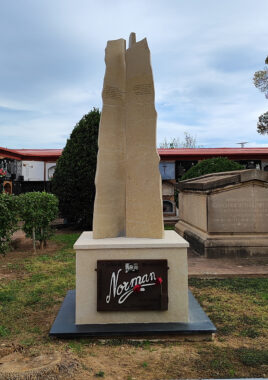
12;181;52;195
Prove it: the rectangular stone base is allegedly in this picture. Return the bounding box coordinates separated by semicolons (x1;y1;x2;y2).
176;221;268;258
49;289;216;339
75;231;189;324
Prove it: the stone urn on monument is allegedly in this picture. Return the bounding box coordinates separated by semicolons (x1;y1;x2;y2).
50;33;215;339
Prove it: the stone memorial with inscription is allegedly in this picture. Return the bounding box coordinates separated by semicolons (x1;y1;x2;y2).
50;34;215;338
176;169;268;258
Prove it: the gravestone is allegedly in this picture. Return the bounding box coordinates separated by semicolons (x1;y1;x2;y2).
176;169;268;258
50;34;215;339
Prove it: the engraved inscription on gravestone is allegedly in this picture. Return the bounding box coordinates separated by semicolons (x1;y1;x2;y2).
97;260;168;311
208;185;268;233
133;83;153;95
103;86;123;100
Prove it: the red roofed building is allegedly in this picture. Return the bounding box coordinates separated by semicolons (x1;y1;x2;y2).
159;147;268;217
1;146;268;203
0;147;62;183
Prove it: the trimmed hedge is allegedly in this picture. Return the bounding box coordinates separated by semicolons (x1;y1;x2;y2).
52;108;100;229
181;157;244;180
0;193;19;255
0;191;58;255
19;192;58;251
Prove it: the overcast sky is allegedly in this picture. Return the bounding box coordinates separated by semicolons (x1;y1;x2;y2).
0;0;268;149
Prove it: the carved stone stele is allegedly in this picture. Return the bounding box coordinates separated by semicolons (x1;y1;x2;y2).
93;34;164;239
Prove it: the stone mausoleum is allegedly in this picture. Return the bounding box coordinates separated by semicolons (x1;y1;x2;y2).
175;169;268;258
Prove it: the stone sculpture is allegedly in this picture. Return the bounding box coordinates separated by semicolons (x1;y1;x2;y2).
50;34;215;339
93;33;164;239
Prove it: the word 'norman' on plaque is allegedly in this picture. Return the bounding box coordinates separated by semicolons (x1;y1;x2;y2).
97;260;168;311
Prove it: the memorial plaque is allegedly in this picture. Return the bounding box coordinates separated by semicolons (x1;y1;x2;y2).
97;260;168;311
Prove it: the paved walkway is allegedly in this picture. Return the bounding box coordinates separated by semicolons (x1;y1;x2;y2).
188;248;268;277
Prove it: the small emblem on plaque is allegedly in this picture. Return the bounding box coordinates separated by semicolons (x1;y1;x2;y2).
125;262;138;273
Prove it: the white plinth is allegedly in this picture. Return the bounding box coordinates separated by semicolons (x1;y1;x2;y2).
75;230;189;325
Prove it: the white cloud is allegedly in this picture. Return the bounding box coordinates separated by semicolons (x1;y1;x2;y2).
0;0;268;148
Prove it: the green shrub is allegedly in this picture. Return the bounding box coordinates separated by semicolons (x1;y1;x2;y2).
0;193;19;255
19;192;58;252
52;108;100;229
181;157;244;180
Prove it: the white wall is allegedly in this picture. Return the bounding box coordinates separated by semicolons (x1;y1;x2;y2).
21;161;56;181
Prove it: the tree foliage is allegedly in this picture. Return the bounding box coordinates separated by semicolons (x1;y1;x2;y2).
159;132;197;148
253;68;268;96
257;111;268;135
253;56;268;134
19;192;58;251
181;157;243;181
52;108;100;229
0;193;19;255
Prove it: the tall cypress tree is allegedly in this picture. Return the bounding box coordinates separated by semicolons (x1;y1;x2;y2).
52;108;100;229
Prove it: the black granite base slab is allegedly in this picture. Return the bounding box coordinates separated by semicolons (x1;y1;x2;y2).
49;289;216;338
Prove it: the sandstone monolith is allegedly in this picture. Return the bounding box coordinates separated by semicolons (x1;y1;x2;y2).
93;33;163;239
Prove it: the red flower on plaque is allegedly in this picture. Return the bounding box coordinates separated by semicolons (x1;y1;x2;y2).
155;277;163;285
133;284;141;293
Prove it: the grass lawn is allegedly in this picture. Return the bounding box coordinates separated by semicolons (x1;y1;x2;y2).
0;232;267;379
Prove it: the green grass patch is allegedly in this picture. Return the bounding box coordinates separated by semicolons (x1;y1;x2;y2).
0;325;10;337
164;224;175;230
236;347;268;366
0;232;79;338
189;278;268;302
189;278;268;339
196;347;236;377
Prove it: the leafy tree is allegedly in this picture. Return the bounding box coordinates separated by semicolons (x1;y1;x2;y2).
0;193;19;255
253;56;268;134
159;132;197;148
19;192;58;252
52;108;100;229
181;157;243;181
257;111;268;135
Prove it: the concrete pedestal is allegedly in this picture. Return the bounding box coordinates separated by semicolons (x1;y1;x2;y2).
75;230;189;324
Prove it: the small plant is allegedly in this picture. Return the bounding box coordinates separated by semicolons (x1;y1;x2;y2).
240;327;261;338
19;192;58;253
68;341;84;355
142;361;148;368
0;325;10;337
95;370;105;377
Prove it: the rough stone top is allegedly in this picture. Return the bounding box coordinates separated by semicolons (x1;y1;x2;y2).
178;169;268;192
74;230;189;250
